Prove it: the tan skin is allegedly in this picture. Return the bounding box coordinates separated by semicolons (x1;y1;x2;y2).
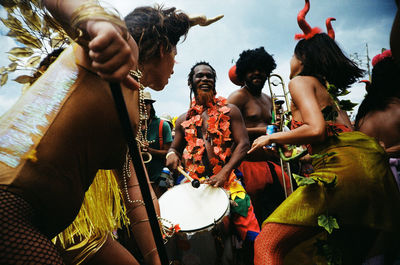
166;65;250;187
357;3;400;156
35;2;177;265
228;69;278;161
69;47;175;265
43;0;138;88
357;100;400;157
249;55;352;153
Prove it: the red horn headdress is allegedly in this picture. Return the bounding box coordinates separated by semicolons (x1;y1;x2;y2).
228;65;243;86
326;17;336;40
294;0;322;40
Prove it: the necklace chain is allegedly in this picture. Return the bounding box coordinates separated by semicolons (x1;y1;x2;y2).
129;69;153;147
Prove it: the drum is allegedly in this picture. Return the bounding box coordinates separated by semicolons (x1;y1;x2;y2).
159;182;231;265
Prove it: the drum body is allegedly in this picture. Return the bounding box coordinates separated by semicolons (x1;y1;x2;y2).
159;183;231;265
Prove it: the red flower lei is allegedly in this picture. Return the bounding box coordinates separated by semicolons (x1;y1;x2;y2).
181;96;232;180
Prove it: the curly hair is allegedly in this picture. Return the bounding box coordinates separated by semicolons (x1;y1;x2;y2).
187;61;217;95
294;33;364;91
235;47;276;82
124;5;190;64
355;55;400;129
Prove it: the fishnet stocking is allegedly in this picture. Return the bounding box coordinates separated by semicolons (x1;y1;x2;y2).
254;223;318;265
0;188;64;264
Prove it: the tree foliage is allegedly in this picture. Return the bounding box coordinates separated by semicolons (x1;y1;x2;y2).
0;0;70;87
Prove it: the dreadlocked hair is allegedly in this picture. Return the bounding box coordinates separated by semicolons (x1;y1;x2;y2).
124;5;190;64
355;56;400;129
235;47;276;82
187;61;217;99
295;33;364;91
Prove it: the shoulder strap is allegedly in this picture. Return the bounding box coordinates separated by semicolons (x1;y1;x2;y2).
159;119;164;149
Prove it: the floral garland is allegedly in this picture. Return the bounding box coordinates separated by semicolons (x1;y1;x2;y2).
181;96;232;180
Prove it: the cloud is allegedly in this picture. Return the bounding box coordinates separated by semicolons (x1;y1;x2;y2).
0;1;396;118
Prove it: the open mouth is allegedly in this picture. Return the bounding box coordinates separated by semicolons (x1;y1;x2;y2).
198;83;213;90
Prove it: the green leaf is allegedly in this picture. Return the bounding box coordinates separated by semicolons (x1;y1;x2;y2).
25;55;41;68
321;105;338;121
317;176;337;189
7;47;34;58
1;73;9;86
1;0;17;8
318;215;339;234
7;62;18;72
21;7;42;32
13;75;34;84
15;32;42;49
314;239;342;265
293;173;316;186
309;152;336;160
50;34;66;48
339;100;358;112
8;55;19;62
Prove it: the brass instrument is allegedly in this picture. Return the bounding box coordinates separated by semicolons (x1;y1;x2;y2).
267;74;294;198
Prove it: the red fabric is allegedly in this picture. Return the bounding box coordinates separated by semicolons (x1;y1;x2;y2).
159;119;164;149
291;119;352;154
372;49;392;67
237;161;272;196
232;203;260;241
237;161;291;197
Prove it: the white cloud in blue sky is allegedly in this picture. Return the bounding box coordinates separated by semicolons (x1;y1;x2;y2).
0;0;397;119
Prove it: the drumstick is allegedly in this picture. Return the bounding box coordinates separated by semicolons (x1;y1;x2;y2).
177;166;200;188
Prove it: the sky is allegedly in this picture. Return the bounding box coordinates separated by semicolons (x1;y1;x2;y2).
0;0;397;120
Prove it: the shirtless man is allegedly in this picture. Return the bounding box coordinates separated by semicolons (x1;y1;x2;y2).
228;47;290;224
228;47;276;146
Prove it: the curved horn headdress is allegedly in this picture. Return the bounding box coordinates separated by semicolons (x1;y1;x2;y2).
326;17;336;40
294;0;321;40
189;14;224;27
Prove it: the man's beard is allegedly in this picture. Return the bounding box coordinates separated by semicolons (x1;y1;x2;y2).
245;79;266;96
196;89;215;106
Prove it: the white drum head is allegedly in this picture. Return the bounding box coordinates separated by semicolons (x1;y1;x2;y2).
159;183;229;232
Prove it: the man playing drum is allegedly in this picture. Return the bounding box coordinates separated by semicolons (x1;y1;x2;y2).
166;62;260;263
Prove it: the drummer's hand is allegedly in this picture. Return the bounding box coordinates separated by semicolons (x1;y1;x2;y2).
86;20;139;88
248;135;272;154
206;171;228;188
166;151;180;172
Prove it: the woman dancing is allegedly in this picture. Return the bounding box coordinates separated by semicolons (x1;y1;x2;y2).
249;0;400;264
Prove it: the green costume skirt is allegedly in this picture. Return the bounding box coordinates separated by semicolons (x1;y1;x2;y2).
264;131;400;263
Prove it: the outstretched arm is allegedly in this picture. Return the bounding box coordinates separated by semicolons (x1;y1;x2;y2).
42;0;138;87
249;76;326;153
207;104;250;187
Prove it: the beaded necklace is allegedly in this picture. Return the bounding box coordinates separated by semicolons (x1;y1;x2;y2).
181;96;232;180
